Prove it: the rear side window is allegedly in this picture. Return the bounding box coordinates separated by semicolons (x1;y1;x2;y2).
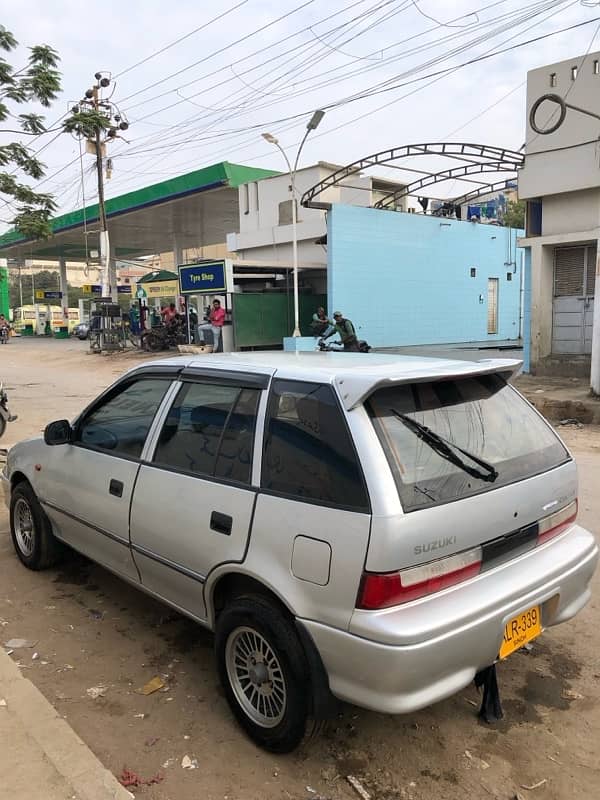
262;379;369;511
153;382;259;484
368;375;569;512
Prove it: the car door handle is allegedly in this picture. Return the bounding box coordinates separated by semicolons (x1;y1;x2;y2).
210;511;232;536
109;479;124;498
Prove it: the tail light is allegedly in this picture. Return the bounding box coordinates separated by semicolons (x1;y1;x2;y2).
358;500;578;611
537;500;577;545
357;546;482;609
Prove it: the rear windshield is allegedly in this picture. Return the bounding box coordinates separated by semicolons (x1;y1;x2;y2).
368;374;569;512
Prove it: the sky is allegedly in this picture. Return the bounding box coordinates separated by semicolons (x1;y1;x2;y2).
3;0;600;223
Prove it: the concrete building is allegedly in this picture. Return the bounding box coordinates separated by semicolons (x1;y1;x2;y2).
518;50;600;380
226;162;407;272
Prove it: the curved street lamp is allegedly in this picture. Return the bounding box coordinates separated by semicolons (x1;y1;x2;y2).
262;110;325;337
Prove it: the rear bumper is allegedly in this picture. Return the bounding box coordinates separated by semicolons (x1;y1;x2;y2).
302;525;598;714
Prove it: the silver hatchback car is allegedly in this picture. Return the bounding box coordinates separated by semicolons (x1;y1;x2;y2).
3;353;597;752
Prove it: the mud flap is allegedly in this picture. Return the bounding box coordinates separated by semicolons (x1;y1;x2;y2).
474;664;503;723
295;620;339;720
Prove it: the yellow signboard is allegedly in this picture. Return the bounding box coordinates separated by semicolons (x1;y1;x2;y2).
140;280;179;297
35;289;44;300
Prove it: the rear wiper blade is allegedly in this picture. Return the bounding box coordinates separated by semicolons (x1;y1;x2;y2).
390;409;498;484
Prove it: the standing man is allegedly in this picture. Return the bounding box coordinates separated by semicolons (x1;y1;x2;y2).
161;302;178;325
198;298;226;352
322;311;360;352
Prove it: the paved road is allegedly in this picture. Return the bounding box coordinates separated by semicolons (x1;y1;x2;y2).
1;338;599;800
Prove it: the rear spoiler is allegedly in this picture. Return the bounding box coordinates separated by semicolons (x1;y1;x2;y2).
335;358;523;411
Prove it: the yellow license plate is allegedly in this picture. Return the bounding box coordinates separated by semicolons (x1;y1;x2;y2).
499;605;542;659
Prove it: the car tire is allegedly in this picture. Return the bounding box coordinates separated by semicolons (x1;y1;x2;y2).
10;482;63;570
215;595;310;753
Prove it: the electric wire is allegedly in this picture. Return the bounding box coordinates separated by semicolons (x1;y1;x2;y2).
167;7;590;174
122;0;514;121
121;0;519;139
23;1;595;208
118;0;319;104
118;0;415;160
110;1;578;167
113;1;250;79
115;0;568;162
108;0;564;173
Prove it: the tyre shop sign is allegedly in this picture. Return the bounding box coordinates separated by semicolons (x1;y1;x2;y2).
178;261;227;295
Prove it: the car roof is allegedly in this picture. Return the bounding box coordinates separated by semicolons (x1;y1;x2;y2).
136;352;522;410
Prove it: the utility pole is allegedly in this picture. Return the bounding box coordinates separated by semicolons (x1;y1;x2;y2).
18;262;23;309
67;73;129;301
592;250;600;396
91;78;110;299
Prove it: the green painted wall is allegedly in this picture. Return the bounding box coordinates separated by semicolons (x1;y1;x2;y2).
232;293;326;348
0;268;9;318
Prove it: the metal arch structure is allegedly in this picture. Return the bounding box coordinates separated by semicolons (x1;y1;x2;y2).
451;179;518;209
300;143;525;210
374;162;518;210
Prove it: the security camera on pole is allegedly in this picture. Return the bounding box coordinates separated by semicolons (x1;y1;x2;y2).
64;73;130;301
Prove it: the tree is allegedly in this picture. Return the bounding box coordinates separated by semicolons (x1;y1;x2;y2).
503;199;525;229
0;25;61;239
9;268;59;306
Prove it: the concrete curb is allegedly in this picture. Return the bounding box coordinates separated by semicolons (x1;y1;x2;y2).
0;647;133;800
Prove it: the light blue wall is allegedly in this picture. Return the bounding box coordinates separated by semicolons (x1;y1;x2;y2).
328;205;523;348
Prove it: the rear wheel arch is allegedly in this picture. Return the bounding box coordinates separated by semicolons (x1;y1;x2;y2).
209;571;337;723
210;572;293;624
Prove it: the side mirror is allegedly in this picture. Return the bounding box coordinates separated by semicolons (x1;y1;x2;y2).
44;419;72;446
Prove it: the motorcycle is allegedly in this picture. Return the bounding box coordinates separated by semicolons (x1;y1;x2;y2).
318;338;371;353
142;315;188;352
0;383;17;439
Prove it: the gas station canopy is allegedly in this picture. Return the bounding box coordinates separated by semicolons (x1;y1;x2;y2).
0;161;278;260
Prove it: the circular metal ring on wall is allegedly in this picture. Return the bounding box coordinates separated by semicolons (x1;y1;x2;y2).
529;93;567;135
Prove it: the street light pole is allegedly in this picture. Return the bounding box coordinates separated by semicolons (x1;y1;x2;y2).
262;110;325;337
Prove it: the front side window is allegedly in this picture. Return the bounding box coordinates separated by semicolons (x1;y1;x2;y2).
369;375;569;512
76;378;170;458
153;382;259;484
262;380;369;511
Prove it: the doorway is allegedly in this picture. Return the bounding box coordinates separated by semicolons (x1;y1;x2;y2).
552;244;596;354
487;278;499;335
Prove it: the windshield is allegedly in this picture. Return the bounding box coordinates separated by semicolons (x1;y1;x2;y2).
368;374;569;512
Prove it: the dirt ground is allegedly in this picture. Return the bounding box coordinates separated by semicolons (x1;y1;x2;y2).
1;338;599;800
